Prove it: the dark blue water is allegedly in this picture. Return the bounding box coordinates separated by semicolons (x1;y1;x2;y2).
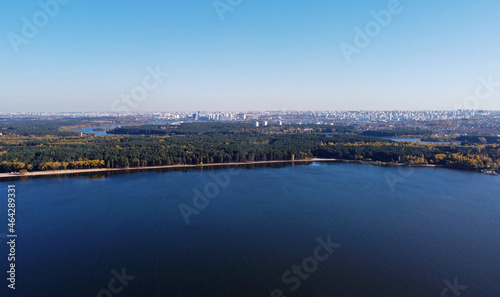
0;163;499;297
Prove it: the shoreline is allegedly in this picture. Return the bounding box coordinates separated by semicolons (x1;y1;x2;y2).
0;159;333;179
0;158;494;180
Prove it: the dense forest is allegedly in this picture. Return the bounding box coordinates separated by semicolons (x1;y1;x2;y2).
0;121;499;174
361;128;433;137
0;117;145;136
455;135;500;144
108;122;357;136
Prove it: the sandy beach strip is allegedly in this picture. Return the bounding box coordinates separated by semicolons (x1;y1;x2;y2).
0;158;341;179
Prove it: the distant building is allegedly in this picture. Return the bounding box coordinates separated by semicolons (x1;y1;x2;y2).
263;121;268;126
254;121;259;127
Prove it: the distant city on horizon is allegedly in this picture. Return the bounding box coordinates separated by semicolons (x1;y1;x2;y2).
2;109;499;123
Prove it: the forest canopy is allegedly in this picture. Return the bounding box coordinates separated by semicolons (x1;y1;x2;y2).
0;121;499;173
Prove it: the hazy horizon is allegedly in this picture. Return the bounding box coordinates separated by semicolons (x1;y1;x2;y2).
2;109;500;114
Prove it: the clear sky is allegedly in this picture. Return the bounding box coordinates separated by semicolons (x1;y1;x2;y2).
1;0;499;112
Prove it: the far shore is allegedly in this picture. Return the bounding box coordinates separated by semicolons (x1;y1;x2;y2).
0;158;489;180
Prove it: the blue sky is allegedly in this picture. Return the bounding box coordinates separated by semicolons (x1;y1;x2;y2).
1;0;499;112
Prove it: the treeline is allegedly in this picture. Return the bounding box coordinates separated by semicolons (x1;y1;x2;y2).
0;160;106;172
0;117;148;137
0;134;324;172
314;142;500;169
455;135;500;144
109;122;357;136
1;132;499;173
362;128;433;137
0;119;79;137
110;122;256;136
0;118;118;137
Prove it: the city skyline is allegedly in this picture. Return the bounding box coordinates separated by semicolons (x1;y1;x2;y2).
1;109;494;122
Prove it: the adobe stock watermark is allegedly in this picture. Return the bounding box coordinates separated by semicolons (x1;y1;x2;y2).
454;74;500;110
178;168;240;224
91;267;135;297
385;166;415;192
440;277;467;297
269;235;340;297
213;0;243;21
340;0;408;63
6;0;70;54
111;64;168;112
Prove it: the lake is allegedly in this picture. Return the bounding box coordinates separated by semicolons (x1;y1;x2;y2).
1;163;498;296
